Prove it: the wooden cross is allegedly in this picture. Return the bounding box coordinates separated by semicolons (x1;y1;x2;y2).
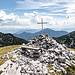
37;18;47;35
37;18;47;75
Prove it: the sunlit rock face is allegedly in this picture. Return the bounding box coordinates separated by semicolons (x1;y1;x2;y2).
0;34;75;75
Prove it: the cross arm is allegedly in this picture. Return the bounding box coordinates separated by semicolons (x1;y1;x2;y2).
37;22;47;24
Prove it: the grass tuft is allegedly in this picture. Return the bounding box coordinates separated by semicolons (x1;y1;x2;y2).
55;71;64;75
16;67;18;70
0;70;3;74
0;45;21;66
48;71;55;75
47;64;53;70
0;45;21;57
10;63;13;68
66;64;75;75
74;57;75;60
68;48;75;51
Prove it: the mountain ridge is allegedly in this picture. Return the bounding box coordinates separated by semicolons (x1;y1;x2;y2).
14;29;40;34
0;32;28;47
14;28;68;40
53;31;75;48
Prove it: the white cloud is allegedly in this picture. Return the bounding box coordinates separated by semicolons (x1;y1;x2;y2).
0;10;75;32
0;10;7;20
0;10;30;26
66;4;75;14
0;10;20;24
16;0;58;10
16;0;42;9
16;0;75;16
53;0;75;2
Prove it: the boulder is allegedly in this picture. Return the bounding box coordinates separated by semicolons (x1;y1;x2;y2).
58;57;66;63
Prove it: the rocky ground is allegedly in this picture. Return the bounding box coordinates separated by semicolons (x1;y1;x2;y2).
0;34;75;75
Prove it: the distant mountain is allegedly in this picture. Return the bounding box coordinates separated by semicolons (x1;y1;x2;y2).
14;28;68;40
14;29;41;34
14;32;33;41
0;32;28;47
53;31;75;48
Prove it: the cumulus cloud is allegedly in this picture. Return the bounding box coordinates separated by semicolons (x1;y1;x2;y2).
0;10;75;32
0;10;20;25
0;10;31;26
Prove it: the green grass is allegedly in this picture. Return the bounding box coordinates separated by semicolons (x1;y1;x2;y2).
0;59;8;66
48;72;55;75
0;45;21;57
48;71;64;75
68;48;75;51
66;64;75;75
10;63;13;68
74;57;75;60
55;71;64;75
47;64;53;70
0;70;3;74
0;45;21;66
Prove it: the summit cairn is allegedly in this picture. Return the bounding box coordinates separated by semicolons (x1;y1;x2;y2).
0;34;75;75
20;34;75;74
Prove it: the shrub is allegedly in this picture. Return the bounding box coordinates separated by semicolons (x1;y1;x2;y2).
16;67;18;70
10;63;13;68
74;57;75;60
71;64;75;70
55;71;64;75
0;70;3;74
66;64;75;75
48;71;55;75
47;64;53;70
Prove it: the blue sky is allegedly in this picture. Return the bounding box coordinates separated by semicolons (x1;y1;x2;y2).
0;0;75;33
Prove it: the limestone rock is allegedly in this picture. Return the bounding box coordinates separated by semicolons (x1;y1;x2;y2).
0;34;75;75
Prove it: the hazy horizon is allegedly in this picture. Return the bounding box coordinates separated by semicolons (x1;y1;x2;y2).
0;0;75;33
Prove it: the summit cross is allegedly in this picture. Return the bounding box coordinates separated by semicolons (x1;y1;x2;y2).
37;18;47;35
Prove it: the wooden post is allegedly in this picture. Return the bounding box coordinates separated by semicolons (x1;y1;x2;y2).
37;18;47;35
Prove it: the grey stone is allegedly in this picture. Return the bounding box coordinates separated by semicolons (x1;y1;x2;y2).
2;54;9;59
58;57;66;63
1;34;75;75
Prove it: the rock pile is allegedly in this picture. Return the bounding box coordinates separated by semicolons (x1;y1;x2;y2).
0;34;75;75
21;34;75;74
